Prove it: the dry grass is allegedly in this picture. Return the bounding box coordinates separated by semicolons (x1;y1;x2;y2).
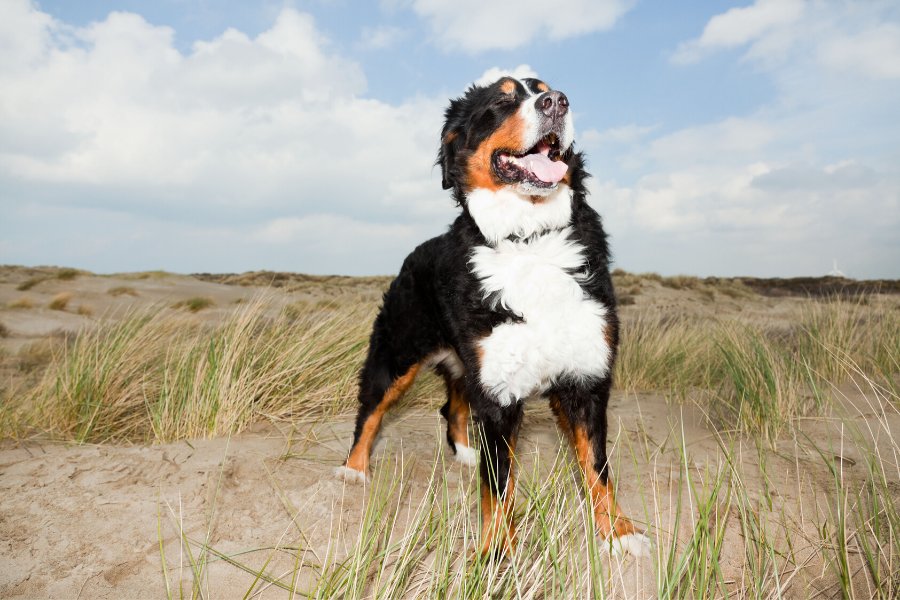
115;270;175;280
107;286;139;297
616;295;898;439
5;291;895;446
16;339;56;373
48;292;73;311
12;267;88;290
16;277;45;291
155;369;899;598
0;270;897;597
56;268;82;281
171;297;215;313
8;297;35;309
19;297;378;442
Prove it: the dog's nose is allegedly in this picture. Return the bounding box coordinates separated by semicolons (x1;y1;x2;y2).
536;91;568;118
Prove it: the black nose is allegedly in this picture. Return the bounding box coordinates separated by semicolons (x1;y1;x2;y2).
536;91;568;118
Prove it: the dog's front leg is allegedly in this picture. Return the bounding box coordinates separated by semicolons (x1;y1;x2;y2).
476;401;524;557
550;385;651;558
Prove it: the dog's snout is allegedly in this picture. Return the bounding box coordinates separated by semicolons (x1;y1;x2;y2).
536;91;568;118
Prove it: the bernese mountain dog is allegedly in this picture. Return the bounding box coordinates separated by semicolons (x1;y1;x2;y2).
337;76;650;558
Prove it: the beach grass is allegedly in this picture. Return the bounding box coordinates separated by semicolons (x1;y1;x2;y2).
154;367;899;598
4;292;896;445
1;276;898;597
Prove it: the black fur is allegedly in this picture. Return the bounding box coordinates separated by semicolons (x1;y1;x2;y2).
348;77;619;506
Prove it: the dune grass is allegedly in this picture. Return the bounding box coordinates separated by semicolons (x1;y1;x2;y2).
616;296;898;439
107;285;139;297
16;277;44;291
47;291;73;311
1;279;897;597
171;296;216;312
7;296;35;309
155;365;899;598
4;294;897;444
15;297;378;442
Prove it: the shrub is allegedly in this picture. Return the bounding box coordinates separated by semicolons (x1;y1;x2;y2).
171;297;215;312
48;292;73;311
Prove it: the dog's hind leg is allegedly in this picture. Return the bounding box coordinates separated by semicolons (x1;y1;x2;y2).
339;359;421;483
439;373;476;466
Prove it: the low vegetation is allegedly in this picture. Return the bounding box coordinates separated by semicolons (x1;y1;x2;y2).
11;297;379;442
3;287;893;446
7;297;35;309
157;366;899;599
16;277;44;291
47;292;73;311
1;269;897;597
616;297;898;439
171;296;215;313
107;286;139;297
113;270;175;280
10;266;89;290
56;268;82;281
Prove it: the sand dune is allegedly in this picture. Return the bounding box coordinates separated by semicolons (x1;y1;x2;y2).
1;267;897;598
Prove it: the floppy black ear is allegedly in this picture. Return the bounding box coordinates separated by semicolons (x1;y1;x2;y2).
438;129;461;190
436;95;470;191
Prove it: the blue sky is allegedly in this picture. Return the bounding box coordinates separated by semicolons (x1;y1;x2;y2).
1;0;898;277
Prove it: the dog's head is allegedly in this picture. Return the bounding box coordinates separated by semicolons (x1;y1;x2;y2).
438;77;581;202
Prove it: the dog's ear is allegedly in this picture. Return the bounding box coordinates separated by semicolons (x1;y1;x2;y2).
437;96;468;191
438;128;462;190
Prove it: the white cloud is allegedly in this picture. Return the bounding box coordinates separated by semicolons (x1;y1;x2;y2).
0;0;56;70
254;214;414;245
581;124;657;147
818;22;900;79
1;202;425;274
646;118;776;167
359;25;406;49
473;64;538;87
590;101;900;276
411;0;634;53
586;2;900;278
673;0;900;81
0;1;457;273
672;0;804;64
594;158;899;277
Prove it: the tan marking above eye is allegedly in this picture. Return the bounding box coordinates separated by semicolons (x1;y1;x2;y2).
500;79;517;95
536;81;550;92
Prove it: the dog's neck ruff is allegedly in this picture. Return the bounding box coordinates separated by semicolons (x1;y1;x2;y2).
466;184;573;247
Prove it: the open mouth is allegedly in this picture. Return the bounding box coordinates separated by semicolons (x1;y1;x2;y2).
493;132;569;188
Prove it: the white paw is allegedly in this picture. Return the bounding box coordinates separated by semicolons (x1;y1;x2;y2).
334;465;368;484
603;532;652;558
453;443;478;467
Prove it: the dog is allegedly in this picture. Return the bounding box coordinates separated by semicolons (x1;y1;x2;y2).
337;76;650;558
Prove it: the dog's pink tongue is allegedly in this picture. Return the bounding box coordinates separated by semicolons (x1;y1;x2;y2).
520;153;568;183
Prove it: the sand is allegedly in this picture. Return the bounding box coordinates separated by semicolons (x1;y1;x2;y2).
0;267;897;598
0;395;691;598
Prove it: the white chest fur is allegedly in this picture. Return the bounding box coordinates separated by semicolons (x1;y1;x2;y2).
469;228;612;406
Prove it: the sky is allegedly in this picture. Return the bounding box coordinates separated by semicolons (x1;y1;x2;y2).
1;0;898;278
